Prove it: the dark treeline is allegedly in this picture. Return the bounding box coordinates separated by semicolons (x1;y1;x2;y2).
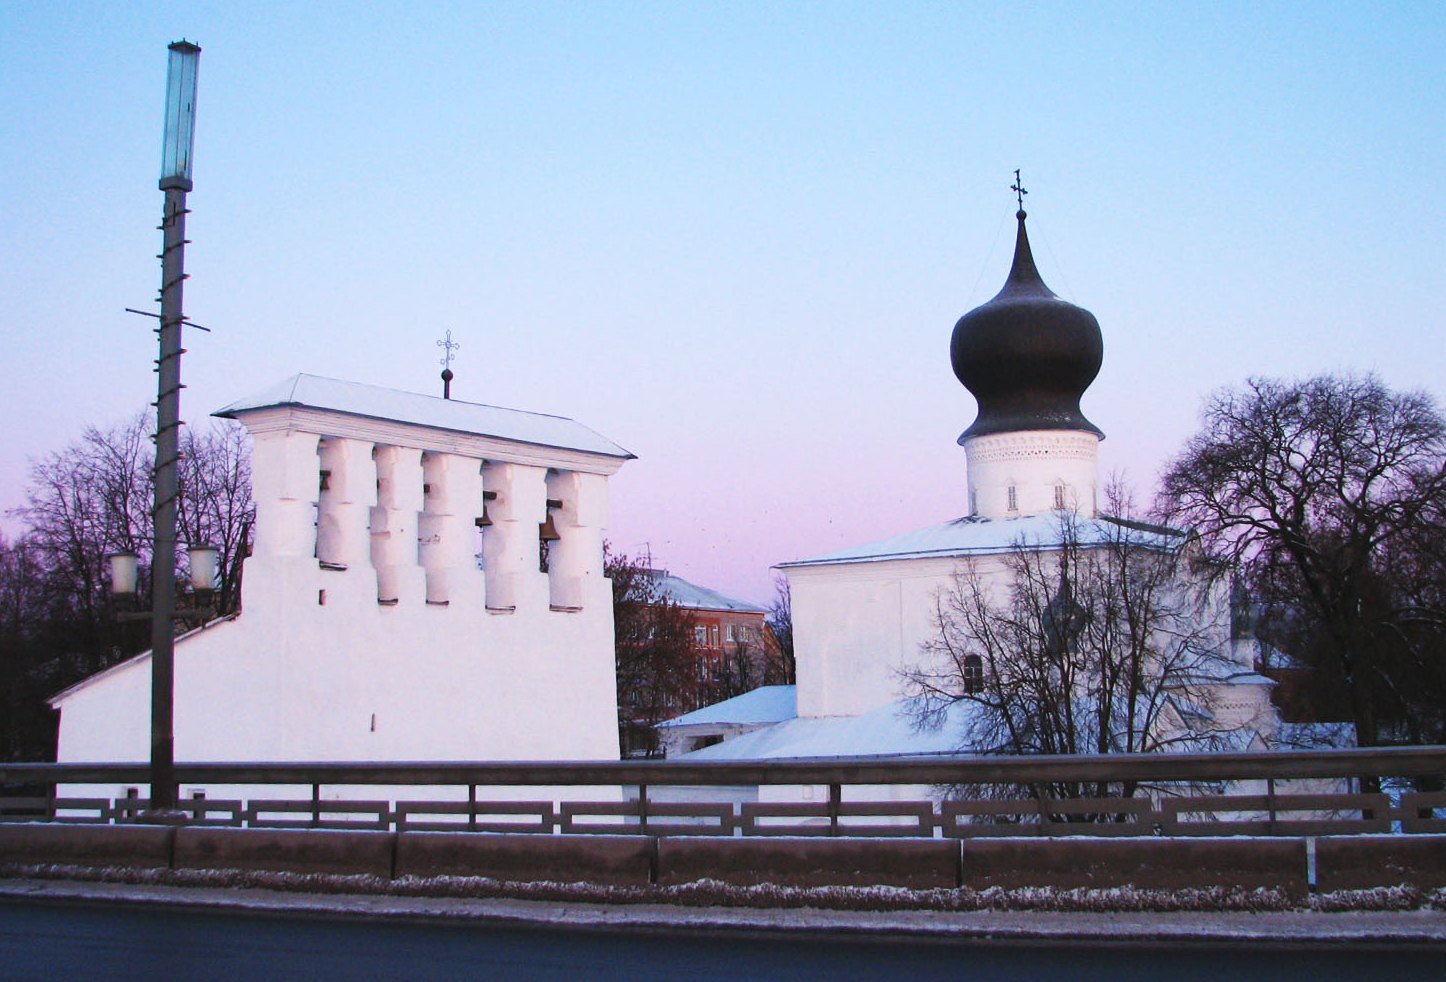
1;414;253;760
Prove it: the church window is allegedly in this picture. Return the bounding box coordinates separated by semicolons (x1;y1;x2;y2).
963;654;984;694
1007;485;1018;511
1054;484;1067;510
970;490;978;515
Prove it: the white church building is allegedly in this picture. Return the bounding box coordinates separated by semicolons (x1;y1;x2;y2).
51;374;633;787
678;205;1280;763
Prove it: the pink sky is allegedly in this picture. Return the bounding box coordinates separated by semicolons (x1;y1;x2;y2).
3;4;1444;605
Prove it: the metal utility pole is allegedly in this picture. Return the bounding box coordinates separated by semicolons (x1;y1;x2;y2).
149;39;201;814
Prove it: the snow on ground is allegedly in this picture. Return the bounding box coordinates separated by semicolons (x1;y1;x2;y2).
2;876;1445;944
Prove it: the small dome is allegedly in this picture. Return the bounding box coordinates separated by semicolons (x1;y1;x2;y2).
950;211;1103;442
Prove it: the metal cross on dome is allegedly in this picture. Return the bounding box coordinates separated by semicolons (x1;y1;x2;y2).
437;329;460;370
436;329;460;399
1011;169;1028;212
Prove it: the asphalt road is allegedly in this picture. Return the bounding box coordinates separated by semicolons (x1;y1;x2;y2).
2;897;1442;981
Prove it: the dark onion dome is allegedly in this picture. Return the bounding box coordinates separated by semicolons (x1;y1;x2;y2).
950;210;1104;442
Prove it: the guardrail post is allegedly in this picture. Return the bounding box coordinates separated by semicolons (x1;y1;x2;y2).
468;783;477;832
311;783;321;828
828;783;841;837
639;784;650;836
1266;777;1278;836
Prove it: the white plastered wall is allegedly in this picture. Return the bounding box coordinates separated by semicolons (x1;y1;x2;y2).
788;554;1013;719
53;406;626;786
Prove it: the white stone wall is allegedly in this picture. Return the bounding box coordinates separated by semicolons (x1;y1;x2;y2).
963;429;1101;519
54;405;625;771
789;555;1012;719
788;547;1258;728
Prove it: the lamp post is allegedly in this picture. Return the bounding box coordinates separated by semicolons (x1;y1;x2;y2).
149;39;200;814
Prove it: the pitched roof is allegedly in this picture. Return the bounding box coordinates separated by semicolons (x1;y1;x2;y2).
215;374;634;459
658;685;796;728
680;697;981;760
779;512;1186;568
649;572;767;614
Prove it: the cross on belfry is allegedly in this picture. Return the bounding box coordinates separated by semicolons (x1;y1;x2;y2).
436;329;460;399
437;329;460;371
1011;169;1028;213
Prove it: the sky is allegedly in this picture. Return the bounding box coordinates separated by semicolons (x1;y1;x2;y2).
2;1;1443;604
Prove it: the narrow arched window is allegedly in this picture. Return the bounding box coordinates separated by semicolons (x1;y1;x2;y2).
962;654;984;695
1006;485;1018;512
1054;484;1066;510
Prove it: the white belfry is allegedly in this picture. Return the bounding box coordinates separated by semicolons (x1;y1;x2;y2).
52;374;634;785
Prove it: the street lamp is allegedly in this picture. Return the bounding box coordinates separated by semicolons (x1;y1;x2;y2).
149;39;201;814
106;552;140;599
108;544;218;620
161;41;200;190
187;544;218;602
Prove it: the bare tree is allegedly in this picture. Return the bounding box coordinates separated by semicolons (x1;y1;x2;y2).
3;413;255;759
901;495;1240;805
9;414;155;680
766;574;795;684
179;422;255;615
607;546;699;757
709;638;761;704
1158;374;1446;748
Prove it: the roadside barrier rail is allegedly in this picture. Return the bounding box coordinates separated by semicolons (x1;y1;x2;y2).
1;746;1443;838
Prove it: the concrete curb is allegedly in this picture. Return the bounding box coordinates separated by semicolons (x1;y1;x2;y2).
960;837;1309;902
173;827;395;877
658;836;959;888
0;823;175;870
2;823;1443;903
395;831;652;886
1317;835;1446;892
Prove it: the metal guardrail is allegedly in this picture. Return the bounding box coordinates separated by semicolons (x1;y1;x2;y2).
3;747;1443;838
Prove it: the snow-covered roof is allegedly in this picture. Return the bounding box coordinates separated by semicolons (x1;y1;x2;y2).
649;572;767;614
780;512;1186;569
658;685;796;729
681;697;984;760
215;374;634;460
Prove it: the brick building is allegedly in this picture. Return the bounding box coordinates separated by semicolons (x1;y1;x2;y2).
616;571;780;757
